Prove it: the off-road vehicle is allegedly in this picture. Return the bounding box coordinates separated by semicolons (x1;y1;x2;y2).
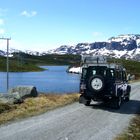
79;55;131;109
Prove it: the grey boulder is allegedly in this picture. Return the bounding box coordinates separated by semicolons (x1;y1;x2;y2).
0;86;38;105
9;86;38;99
0;92;23;104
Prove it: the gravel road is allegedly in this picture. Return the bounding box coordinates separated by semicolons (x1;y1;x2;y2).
0;82;140;140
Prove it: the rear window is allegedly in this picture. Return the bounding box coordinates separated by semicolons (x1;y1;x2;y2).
106;69;115;78
82;66;115;79
87;66;107;77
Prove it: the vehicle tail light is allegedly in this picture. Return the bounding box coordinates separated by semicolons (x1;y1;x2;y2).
80;84;86;90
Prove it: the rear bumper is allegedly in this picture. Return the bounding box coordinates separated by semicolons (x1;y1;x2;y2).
80;91;115;101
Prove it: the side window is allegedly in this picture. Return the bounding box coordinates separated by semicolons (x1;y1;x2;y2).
116;71;122;81
122;71;127;81
110;70;115;77
106;69;115;78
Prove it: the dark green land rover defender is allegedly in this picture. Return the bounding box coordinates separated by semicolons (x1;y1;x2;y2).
79;55;131;109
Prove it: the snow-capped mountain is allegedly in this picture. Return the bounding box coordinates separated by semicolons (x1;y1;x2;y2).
0;48;43;57
1;34;140;61
0;50;6;56
47;34;140;60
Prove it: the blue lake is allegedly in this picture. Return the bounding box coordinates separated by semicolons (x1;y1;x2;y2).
0;66;80;94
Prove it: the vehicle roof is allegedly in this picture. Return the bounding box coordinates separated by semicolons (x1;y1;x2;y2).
81;55;126;71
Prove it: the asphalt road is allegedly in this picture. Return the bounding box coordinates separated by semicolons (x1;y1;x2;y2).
0;82;140;140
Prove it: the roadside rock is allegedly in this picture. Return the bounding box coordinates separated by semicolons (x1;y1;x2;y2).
0;86;38;105
0;92;23;104
9;86;38;99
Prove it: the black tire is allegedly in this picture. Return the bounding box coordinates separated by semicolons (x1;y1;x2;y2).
112;96;122;109
79;95;84;104
88;75;104;92
125;93;130;102
85;100;91;106
125;86;131;102
79;95;91;106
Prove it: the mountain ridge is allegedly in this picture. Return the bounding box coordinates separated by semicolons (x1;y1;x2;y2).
47;34;140;60
0;34;140;61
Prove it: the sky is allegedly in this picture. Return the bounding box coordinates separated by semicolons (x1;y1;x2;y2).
0;0;140;52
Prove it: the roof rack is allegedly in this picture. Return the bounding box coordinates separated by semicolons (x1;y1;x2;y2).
81;55;125;70
81;55;107;64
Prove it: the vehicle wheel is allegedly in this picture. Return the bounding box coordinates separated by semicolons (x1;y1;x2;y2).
125;93;130;102
85;100;91;106
103;98;110;104
79;95;91;106
112;96;122;109
79;95;84;103
88;75;104;92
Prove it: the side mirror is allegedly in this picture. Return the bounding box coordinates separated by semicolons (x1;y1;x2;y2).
127;74;131;81
127;74;135;81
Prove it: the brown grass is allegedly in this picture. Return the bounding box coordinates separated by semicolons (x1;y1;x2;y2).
115;114;140;140
130;79;140;84
0;93;79;125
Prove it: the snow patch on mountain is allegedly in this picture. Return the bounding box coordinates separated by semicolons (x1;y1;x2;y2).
108;34;140;42
1;34;140;61
136;39;140;46
47;34;140;61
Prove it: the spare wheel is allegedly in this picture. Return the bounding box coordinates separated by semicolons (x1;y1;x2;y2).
88;75;104;92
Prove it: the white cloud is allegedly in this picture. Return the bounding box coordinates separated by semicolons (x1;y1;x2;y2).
0;28;5;34
21;10;37;17
31;11;37;16
0;19;4;25
92;32;103;37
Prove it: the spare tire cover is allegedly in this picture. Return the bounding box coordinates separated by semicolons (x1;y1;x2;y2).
88;75;104;92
